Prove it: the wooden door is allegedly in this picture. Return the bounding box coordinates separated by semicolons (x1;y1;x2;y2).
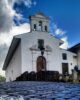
62;63;69;75
37;56;46;72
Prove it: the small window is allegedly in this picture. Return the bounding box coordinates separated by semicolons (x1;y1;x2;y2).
62;53;67;60
45;26;47;32
34;24;36;30
71;63;72;65
38;39;44;49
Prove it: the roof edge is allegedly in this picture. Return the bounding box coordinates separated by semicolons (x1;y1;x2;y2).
3;37;21;70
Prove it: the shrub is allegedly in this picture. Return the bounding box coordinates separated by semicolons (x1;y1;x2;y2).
0;75;6;82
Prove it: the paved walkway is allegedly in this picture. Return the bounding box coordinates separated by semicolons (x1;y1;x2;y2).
0;82;80;100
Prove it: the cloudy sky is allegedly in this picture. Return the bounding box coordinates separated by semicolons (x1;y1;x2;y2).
0;0;80;76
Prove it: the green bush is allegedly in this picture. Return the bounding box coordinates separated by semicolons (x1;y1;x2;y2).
0;75;6;82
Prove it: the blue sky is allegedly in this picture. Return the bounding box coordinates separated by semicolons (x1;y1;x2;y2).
13;0;80;47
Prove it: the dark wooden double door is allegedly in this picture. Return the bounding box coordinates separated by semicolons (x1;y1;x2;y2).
37;56;46;72
62;63;69;75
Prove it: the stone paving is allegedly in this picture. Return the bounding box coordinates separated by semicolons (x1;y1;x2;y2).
0;82;80;100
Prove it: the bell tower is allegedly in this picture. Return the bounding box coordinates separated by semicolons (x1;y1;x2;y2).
29;13;50;32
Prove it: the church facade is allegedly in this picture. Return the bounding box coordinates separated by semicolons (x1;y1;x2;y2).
3;13;80;82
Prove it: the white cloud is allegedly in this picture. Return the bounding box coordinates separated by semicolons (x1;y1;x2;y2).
0;0;35;34
0;0;13;33
11;23;30;35
33;1;37;6
55;29;66;35
54;24;66;36
0;0;24;34
54;25;68;49
0;68;5;76
60;37;69;49
50;21;68;49
0;34;12;46
0;23;30;47
15;0;37;7
24;0;32;7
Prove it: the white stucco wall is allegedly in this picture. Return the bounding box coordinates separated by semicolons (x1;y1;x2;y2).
60;49;77;74
5;31;78;82
17;31;63;74
5;43;22;82
77;49;80;70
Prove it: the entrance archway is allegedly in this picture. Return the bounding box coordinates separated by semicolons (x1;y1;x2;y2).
37;56;46;72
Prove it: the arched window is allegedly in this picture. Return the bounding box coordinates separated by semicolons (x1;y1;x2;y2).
38;21;42;31
34;24;36;31
45;26;47;32
39;21;42;26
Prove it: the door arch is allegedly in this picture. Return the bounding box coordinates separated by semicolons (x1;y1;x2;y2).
37;56;46;72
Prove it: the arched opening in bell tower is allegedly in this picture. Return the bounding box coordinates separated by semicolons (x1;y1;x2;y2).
38;21;42;31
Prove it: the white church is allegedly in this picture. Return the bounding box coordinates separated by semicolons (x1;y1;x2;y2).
3;13;80;82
